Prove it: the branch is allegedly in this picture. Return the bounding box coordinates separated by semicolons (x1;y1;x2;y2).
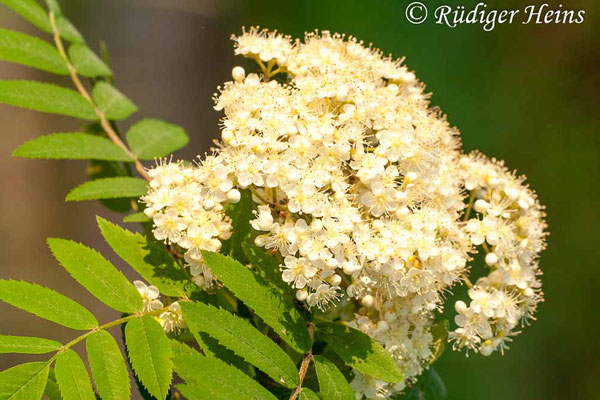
289;324;314;400
49;12;150;181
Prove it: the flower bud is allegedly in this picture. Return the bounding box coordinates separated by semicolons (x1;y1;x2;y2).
361;294;375;307
227;189;241;203
474;199;489;213
296;289;308;301
455;300;467;314
232;66;245;82
485;252;498;266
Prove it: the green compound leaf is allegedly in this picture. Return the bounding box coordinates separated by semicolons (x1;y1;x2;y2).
405;368;447;400
181;301;299;388
86;330;131;400
68;44;112;77
317;322;402;383
298;387;319;400
97;217;187;297
171;346;277;400
47;238;143;313
0;280;97;330
243;242;294;297
0;361;49;400
221;189;253;264
92;82;136;121
126;118;189;160
0;335;61;354
65;177;148;201
0;80;96;120
124;316;172;400
313;355;354;400
202;251;312;353
54;349;95;400
0;29;67;74
0;0;83;43
44;369;61;400
123;212;152;223
13;133;133;161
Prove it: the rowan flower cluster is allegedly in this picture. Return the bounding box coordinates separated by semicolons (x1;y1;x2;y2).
141;27;547;398
134;281;186;333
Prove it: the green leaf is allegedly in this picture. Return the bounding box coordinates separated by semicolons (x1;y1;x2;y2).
43;0;62;15
0;361;49;400
298;388;319;400
0;335;61;354
97;217;187;297
92;82;136;120
430;320;448;364
221;189;253;264
0;29;67;74
313;355;354;400
54;349;95;400
124;316;172;400
86;330;131;400
0;280;97;330
65;177;148;201
317;322;402;383
68;44;111;77
123;212;152;223
417;368;447;400
44;369;62;400
243;243;293;297
171;347;277;400
0;0;83;43
13;133;133;161
181;301;299;388
86;159;132;213
0;80;96;120
202;251;311;353
126;118;188;159
47;238;143;313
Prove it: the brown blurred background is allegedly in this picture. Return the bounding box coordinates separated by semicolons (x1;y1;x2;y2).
1;0;599;399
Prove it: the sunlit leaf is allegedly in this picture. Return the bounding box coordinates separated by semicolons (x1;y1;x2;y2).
92;82;136;121
317;322;402;383
13;133;132;161
126;119;188;159
65;177;148;201
0;29;67;74
0;81;96;120
202;251;312;353
48;238;143;313
125;316;172;400
0;280;97;330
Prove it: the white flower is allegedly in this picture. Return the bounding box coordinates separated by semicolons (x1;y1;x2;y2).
133;281;163;312
159;302;186;333
281;256;317;289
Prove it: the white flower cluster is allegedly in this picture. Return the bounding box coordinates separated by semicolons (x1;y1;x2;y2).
449;153;546;356
134;281;186;332
141;28;547;398
142;160;234;289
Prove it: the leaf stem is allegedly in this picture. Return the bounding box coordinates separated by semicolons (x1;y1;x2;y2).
49;12;150;181
463;190;476;221
289;324;314;400
48;307;168;364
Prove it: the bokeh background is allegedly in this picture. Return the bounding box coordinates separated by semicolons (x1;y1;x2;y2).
1;0;598;399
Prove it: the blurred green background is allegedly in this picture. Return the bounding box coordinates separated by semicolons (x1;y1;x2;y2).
0;0;598;399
